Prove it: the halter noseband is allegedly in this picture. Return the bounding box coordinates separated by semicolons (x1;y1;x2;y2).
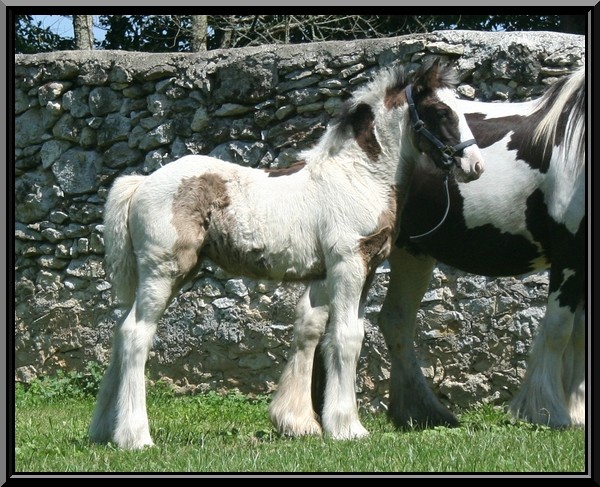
405;84;477;170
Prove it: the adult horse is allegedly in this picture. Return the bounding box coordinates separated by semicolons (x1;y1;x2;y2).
89;59;484;449
302;65;585;431
380;65;585;430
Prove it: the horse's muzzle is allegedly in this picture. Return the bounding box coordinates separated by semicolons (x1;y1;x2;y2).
453;147;484;182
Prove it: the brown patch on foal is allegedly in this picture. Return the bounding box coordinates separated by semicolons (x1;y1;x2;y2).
264;160;306;177
358;186;398;274
384;86;407;110
351;103;382;161
171;173;231;276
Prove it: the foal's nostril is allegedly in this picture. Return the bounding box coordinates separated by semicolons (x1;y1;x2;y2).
475;161;483;175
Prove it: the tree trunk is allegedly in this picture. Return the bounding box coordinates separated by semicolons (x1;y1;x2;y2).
191;15;208;51
73;15;94;50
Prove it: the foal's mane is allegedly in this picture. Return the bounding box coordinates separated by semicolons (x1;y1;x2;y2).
308;60;459;159
531;67;585;171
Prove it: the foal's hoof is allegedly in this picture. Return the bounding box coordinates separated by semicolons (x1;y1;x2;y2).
327;422;370;440
116;438;155;450
89;434;154;450
276;418;323;438
112;432;155;450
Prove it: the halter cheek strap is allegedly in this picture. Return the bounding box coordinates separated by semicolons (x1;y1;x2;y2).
405;84;477;170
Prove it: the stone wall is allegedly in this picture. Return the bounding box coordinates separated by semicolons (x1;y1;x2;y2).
14;30;585;412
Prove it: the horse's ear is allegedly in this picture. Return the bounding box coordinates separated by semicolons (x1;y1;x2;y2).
413;58;442;96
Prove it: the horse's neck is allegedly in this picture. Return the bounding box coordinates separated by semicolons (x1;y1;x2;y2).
457;98;536;118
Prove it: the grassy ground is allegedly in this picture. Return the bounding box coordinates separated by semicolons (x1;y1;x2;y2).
12;367;587;475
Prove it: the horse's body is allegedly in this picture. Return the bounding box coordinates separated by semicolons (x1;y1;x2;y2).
380;66;585;429
89;60;483;449
299;65;584;430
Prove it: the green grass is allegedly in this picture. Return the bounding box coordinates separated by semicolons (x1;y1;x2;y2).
13;367;587;474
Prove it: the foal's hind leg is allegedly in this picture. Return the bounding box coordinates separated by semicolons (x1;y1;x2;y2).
509;290;575;427
269;281;328;437
379;246;458;428
90;271;178;449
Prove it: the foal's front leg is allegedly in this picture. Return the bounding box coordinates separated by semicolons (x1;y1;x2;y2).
269;281;329;436
320;258;370;439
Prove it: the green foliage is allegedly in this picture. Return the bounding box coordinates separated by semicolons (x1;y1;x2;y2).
97;15;194;52
15;15;74;53
15;14;585;54
97;14;585;52
18;361;105;405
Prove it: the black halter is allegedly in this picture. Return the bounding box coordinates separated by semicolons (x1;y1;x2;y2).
405;84;477;170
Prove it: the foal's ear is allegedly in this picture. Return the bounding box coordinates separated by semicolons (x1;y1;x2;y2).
413;58;442;96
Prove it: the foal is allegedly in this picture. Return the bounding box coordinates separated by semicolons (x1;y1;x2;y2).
89;59;483;449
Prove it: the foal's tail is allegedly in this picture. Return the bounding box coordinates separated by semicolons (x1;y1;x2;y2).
103;175;146;307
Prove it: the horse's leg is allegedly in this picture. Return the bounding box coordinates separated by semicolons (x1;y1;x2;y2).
89;304;138;445
379;246;458;428
563;302;586;426
320;258;370;439
508;289;575;427
269;280;329;436
90;270;178;449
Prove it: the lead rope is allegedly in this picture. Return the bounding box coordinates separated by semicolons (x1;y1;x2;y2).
408;173;451;241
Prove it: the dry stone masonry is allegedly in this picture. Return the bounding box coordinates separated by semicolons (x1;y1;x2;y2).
14;30;585;412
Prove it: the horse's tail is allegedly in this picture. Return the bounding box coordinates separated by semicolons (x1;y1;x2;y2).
103;175;146;306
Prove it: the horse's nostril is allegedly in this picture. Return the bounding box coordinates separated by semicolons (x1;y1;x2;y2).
475;161;483;175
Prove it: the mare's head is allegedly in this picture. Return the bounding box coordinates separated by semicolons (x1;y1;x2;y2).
391;59;484;182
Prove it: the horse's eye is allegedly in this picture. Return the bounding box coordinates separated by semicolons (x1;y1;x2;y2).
437;109;449;119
